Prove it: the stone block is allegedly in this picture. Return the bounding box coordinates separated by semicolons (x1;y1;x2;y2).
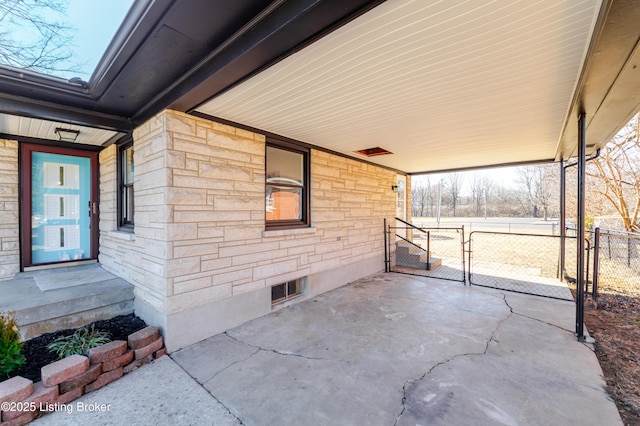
128;326;160;350
0;409;37;425
102;349;134;372
84;368;123;393
134;337;163;360
0;376;33;404
123;355;153;374
1;381;57;421
59;364;102;394
56;386;83;405
88;341;127;364
41;355;89;387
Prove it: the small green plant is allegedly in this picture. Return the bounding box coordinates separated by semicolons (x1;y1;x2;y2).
47;325;111;359
0;311;25;378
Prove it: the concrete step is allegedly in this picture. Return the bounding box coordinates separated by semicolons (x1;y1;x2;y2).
0;265;134;341
395;241;441;271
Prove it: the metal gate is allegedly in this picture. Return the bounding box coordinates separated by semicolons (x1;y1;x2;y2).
385;218;465;283
467;231;579;301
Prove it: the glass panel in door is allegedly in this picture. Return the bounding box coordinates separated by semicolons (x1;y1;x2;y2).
31;152;91;264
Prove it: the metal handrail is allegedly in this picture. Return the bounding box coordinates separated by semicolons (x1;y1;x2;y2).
392;217;431;256
394;232;428;253
395;217;428;233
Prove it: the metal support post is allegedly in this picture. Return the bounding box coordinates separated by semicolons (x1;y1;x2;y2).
576;112;586;341
593;227;600;298
559;160;566;279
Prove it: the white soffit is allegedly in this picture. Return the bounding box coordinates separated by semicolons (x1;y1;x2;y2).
0;113;122;146
196;0;602;173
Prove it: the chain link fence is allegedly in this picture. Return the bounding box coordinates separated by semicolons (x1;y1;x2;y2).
594;229;640;297
468;231;578;301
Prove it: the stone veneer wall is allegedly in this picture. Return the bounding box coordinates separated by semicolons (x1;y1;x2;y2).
100;110;398;351
0;139;19;280
99;115;169;315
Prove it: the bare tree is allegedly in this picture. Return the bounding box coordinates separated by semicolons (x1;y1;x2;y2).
586;114;640;232
445;173;464;217
470;173;494;217
517;164;558;219
0;0;82;76
411;178;433;217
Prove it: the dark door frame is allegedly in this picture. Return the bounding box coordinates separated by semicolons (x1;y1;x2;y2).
19;143;99;269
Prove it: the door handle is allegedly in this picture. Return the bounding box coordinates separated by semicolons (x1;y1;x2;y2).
92;202;97;215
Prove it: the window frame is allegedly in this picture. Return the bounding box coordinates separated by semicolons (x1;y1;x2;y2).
265;139;310;230
117;140;134;231
271;279;303;305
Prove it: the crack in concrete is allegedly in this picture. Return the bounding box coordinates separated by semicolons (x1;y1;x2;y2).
499;293;575;335
203;347;261;384
486;294;514;351
394;372;427;426
510;311;574;334
394;295;513;425
208;391;245;426
169;354;245;425
225;331;342;363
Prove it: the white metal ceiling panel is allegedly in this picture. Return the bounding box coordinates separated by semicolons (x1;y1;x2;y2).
196;0;602;173
0;113;122;146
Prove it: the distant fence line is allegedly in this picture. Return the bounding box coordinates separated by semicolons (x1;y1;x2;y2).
413;219;560;235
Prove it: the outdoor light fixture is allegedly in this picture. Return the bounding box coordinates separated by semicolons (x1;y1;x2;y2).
55;128;80;142
391;185;399;193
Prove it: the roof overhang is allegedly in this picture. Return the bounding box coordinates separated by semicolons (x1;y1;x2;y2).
0;0;638;173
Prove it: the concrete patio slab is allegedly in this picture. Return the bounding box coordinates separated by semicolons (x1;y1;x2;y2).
34;273;621;425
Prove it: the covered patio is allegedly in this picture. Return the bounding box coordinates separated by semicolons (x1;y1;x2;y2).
36;272;621;425
0;6;638;423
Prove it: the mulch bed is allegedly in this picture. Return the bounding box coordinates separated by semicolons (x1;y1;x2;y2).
584;294;640;426
6;314;147;383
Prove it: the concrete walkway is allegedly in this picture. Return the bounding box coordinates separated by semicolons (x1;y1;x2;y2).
34;273;621;425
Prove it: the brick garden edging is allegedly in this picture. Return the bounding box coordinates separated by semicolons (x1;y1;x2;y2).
0;326;164;425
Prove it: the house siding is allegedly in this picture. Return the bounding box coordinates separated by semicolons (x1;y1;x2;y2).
100;110;397;351
0;139;19;280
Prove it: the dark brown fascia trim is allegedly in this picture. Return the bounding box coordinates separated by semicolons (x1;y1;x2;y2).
0;93;132;132
408;158;557;177
102;133;132;148
0;133;103;152
0;65;91;96
189;111;407;175
89;0;174;98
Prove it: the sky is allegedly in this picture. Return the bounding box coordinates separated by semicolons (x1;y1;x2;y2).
62;0;133;81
